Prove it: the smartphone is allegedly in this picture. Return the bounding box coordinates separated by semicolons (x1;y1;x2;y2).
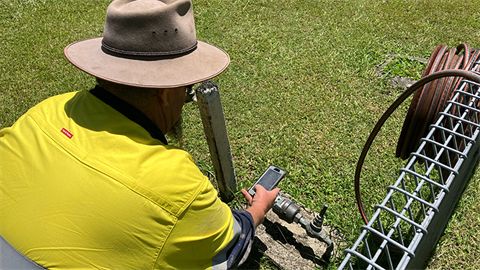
248;165;286;197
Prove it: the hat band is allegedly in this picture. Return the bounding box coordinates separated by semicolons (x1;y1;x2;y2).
101;40;198;57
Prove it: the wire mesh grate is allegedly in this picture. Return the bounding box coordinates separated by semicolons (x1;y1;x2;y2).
338;61;480;270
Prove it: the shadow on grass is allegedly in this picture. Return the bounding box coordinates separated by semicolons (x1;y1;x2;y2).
351;232;405;270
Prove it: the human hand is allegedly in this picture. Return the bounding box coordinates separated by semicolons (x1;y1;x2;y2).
241;185;279;227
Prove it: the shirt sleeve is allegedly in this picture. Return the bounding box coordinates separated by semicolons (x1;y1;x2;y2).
157;179;256;270
212;209;255;270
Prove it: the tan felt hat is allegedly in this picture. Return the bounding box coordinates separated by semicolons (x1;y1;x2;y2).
64;0;230;88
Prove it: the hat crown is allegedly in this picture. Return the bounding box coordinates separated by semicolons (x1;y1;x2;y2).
102;0;197;56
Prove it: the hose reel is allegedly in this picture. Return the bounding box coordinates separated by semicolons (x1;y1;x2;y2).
396;43;480;159
354;43;480;251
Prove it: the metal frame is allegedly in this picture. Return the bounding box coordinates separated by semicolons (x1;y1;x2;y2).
338;62;480;270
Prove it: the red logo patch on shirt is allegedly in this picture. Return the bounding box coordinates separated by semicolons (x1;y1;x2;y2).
61;128;73;139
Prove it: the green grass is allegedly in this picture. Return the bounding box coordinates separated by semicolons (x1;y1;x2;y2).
1;0;480;269
383;56;427;80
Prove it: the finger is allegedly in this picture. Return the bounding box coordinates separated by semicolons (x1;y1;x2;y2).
241;189;253;205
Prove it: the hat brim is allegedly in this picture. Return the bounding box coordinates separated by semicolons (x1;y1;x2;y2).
64;38;230;88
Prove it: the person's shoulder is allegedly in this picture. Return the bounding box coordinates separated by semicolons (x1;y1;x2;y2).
38;91;82;105
28;91;86;114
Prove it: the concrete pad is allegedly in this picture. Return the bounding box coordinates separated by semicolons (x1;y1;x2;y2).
241;194;344;270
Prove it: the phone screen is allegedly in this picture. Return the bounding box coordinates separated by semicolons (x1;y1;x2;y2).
249;166;286;197
259;168;283;190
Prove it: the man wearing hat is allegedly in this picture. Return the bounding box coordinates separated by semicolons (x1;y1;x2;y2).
0;0;278;269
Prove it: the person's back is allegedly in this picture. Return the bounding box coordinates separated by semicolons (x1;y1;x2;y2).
0;89;237;269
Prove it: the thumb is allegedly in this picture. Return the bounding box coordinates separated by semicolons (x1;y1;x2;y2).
241;189;253;205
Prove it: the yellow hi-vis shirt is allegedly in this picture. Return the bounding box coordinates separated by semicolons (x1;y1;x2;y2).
0;90;236;269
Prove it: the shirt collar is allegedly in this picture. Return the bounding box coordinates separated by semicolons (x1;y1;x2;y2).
89;85;168;145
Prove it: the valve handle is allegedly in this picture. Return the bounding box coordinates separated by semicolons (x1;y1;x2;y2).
312;204;328;231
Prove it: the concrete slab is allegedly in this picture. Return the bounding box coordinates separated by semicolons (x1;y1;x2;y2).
240;194;344;270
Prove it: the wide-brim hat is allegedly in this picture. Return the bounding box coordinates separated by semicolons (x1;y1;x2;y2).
64;0;230;88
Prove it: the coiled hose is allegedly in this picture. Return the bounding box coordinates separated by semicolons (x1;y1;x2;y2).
354;43;480;251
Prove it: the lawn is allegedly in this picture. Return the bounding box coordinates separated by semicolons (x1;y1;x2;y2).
1;0;479;269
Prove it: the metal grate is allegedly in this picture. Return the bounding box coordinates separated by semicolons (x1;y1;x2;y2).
338;61;480;270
